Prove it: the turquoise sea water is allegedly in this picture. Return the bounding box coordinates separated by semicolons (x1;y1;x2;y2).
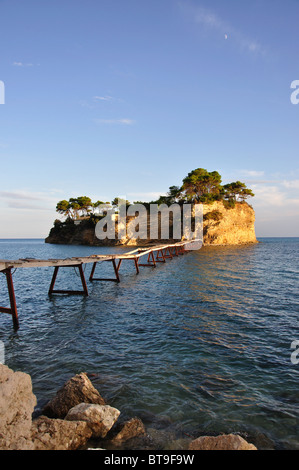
0;238;298;449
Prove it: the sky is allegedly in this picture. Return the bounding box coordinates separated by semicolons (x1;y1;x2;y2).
0;0;299;238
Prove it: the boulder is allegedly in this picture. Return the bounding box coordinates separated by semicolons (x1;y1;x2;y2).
42;372;105;419
110;417;146;444
188;434;257;451
65;403;120;438
31;415;92;450
0;364;37;450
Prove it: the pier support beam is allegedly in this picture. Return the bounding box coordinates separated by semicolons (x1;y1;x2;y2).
89;256;140;282
178;245;185;255
89;259;121;283
48;264;88;296
163;247;173;259
155;249;166;263
170;246;179;257
117;257;140;275
138;251;156;267
0;268;19;330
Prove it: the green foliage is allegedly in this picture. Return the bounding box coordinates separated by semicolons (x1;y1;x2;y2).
89;213;105;226
56;196;105;220
71;196;93;216
154;168;255;207
93;200;105;209
111;197;131;208
203;210;223;222
223;181;255;202
182;168;222;203
56;200;71;216
223;198;236;209
54;219;63;227
54;168;255;225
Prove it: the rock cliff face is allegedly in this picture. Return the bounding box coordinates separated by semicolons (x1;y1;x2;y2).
45;201;257;247
202;201;257;245
0;364;37;450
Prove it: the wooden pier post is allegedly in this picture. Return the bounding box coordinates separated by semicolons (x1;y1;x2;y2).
134;257;140;274
170;246;179;257
0;268;19;330
89;259;121;283
178;245;185;255
48;264;89;296
163;246;173;259
138;251;156;267
156;249;166;262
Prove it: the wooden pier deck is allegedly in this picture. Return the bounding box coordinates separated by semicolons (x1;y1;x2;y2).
0;240;201;329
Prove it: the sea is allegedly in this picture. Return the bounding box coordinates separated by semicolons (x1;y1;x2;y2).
0;237;298;450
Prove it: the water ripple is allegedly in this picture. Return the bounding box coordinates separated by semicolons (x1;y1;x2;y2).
0;238;299;449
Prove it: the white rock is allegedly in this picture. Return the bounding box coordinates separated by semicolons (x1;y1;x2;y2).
65;403;120;438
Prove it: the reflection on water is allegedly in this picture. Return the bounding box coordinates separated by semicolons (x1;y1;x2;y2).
0;238;299;449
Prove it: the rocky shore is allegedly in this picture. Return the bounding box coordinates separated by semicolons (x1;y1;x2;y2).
0;364;258;451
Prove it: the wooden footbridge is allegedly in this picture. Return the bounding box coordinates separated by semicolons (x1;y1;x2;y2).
0;240;201;329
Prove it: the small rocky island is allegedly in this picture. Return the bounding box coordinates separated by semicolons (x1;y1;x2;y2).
45;168;257;247
45;200;257;247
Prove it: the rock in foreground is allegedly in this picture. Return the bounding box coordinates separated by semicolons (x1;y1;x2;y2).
32;415;92;450
65;403;120;438
42;372;105;419
0;364;37;450
110;417;146;444
189;434;257;451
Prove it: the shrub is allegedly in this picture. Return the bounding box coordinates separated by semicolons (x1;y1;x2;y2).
203;210;223;222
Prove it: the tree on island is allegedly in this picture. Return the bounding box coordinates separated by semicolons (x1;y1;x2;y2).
56;199;79;219
93;200;112;214
111;197;131;207
56;196;104;220
181;168;222;203
154;168;254;207
156;186;182;205
222;181;255;202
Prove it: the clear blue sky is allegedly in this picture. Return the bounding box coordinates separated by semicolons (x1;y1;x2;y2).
0;0;298;238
